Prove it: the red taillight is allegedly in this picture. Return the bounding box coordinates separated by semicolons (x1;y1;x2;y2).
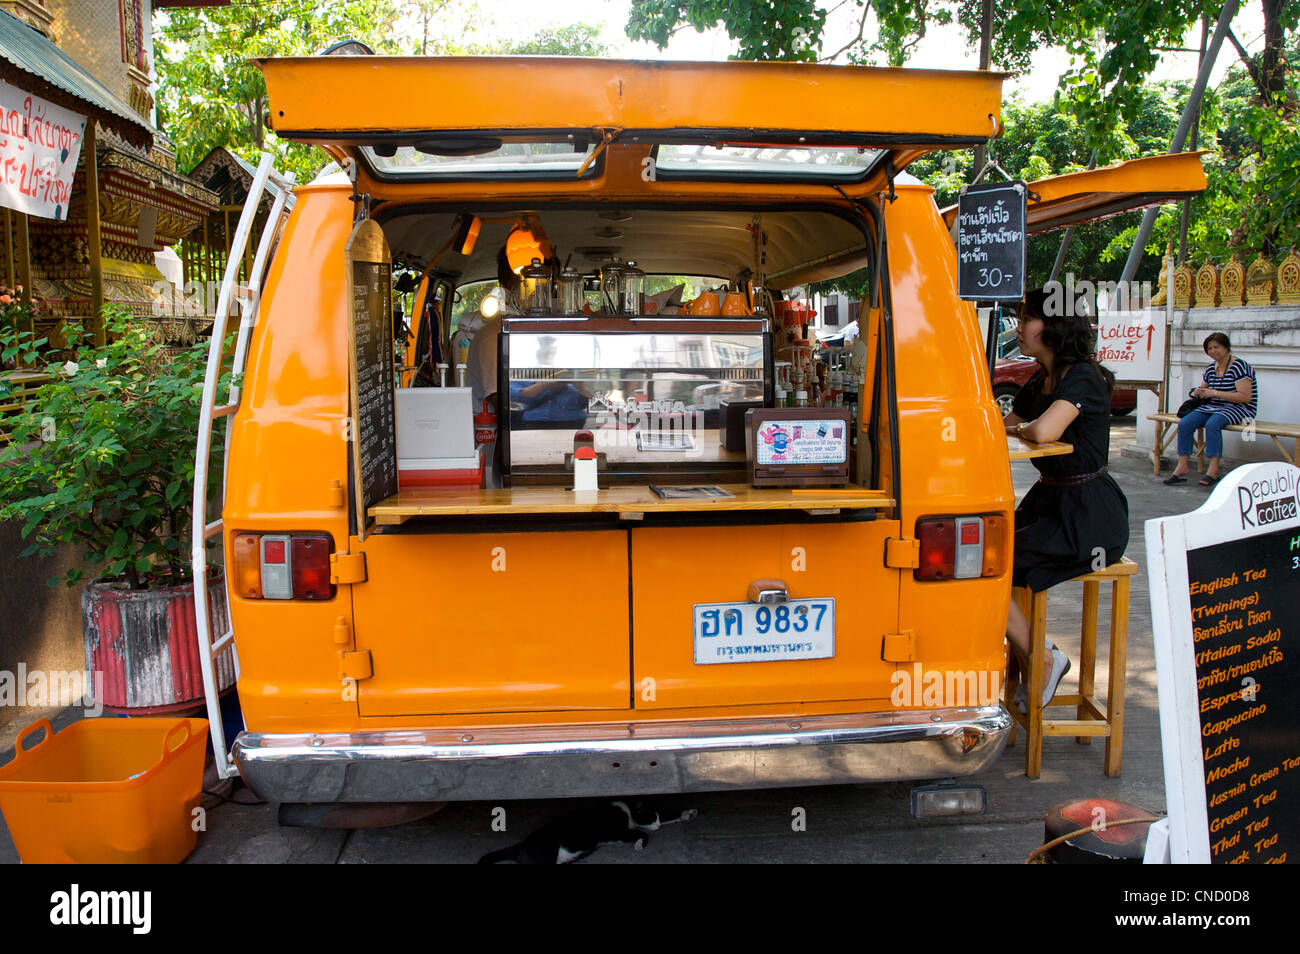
916;519;955;581
915;515;1007;581
291;536;333;600
230;533;336;600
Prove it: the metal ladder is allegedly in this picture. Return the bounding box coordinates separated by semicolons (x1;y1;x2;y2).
191;153;297;778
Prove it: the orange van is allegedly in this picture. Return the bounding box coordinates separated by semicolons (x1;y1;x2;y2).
189;55;1206;806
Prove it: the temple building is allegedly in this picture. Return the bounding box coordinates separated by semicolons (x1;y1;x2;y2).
0;0;218;346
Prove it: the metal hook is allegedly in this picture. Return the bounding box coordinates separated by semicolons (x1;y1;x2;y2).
577;127;621;178
972;114;1009;184
971;158;1014;185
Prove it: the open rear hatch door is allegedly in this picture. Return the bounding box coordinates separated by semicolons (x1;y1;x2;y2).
256;55;1006;195
940;152;1207;234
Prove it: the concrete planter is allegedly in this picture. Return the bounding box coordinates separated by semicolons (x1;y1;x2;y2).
83;572;235;714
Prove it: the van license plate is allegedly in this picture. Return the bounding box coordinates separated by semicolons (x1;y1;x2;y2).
693;600;835;664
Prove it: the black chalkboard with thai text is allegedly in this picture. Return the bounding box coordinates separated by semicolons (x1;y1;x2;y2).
956;181;1027;302
350;258;397;529
1187;524;1300;864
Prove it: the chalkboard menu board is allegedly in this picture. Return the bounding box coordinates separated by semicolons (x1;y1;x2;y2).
1147;462;1300;863
1187;526;1299;864
956;181;1027;302
345;219;397;540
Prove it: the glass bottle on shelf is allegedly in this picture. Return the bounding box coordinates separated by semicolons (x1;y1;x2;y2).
600;260;625;315
558;266;584;315
520;258;552;315
621;261;645;315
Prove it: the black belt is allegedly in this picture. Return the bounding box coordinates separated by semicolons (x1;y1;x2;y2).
1037;465;1108;487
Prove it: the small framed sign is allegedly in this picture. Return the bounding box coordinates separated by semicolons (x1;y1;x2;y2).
745;408;851;487
956;181;1027;302
1146;462;1300;863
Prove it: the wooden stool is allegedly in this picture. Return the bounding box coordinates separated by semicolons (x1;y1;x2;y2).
1005;556;1137;779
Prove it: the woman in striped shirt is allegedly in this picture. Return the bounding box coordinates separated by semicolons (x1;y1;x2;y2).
1164;333;1258;487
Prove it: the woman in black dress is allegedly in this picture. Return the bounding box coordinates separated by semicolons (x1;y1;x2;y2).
1003;289;1129;709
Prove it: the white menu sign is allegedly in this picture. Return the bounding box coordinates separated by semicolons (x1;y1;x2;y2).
0;79;87;220
1145;463;1300;864
1096;309;1165;383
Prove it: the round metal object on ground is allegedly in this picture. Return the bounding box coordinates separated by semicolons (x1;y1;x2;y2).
1043;798;1154;863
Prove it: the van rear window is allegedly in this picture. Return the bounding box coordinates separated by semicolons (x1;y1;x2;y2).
653;145;883;180
364;141;597;178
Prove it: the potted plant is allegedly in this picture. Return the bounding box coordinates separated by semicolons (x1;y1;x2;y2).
0;305;236;712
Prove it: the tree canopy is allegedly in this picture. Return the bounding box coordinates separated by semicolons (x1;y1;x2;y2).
155;1;612;183
626;1;1298;153
630;2;1297;296
812;45;1299;301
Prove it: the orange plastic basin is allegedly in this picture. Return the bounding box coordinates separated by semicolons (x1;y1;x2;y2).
0;717;208;864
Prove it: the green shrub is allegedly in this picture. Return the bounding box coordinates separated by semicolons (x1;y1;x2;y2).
0;305;232;589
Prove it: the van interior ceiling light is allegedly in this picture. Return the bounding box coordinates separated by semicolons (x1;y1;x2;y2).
454;214;481;256
480;285;508;319
505;217;554;273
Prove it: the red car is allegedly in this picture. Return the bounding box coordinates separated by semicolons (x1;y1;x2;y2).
993;353;1136;419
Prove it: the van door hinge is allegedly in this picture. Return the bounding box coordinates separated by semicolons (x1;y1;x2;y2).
330;551;368;584
885;538;919;569
332;616;350;646
338;649;372;681
882;631;916;662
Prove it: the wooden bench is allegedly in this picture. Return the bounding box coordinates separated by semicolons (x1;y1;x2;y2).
1148;413;1300;475
0;370;51;445
1006;557;1137;779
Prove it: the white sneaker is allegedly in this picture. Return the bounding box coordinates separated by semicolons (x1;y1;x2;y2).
1015;683;1027;714
1042;646;1072;708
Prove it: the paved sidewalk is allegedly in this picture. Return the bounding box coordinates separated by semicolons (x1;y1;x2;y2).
0;421;1229;863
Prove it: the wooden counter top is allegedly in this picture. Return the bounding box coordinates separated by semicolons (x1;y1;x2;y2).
369;483;894;524
1008;434;1073;461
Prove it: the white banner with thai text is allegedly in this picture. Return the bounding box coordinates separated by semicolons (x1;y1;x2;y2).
1096;309;1165;383
0;79;87;220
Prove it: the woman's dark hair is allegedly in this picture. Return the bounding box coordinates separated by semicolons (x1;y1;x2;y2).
1203;332;1231;354
496;246;521;298
1021;286;1115;395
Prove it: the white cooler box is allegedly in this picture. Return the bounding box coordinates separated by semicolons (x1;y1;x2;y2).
395;387;482;488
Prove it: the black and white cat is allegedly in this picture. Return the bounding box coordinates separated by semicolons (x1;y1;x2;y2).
477;800;698;864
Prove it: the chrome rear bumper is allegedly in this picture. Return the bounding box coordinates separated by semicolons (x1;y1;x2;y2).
233;706;1011;803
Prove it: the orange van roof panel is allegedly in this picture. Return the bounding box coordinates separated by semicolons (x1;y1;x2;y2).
257;56;1005;145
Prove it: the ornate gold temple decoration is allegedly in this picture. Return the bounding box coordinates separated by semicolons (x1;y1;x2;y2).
1219;252;1245;307
1245;252;1277;306
0;1;53;35
1278;249;1300;305
26;138;218;335
1173;261;1195;308
1193;262;1219;308
1151;246;1173;307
